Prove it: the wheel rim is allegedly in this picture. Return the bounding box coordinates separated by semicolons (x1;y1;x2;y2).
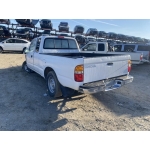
0;48;2;53
48;76;55;93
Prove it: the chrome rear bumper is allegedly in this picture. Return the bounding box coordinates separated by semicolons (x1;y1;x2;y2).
79;75;133;94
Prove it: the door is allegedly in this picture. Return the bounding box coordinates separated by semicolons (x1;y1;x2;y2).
3;39;16;50
14;39;24;51
32;38;42;75
26;38;37;70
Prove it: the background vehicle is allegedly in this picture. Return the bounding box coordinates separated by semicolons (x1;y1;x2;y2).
80;41;144;64
74;35;86;48
0;25;11;37
23;36;133;98
86;28;98;36
85;36;96;43
116;34;126;41
14;28;34;39
0;19;10;24
0;38;30;53
15;19;39;26
98;31;107;38
74;25;84;34
58;22;69;32
107;32;117;40
41;30;51;36
40;19;53;30
112;43;150;61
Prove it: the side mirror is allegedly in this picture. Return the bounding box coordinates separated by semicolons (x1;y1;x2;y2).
83;48;87;51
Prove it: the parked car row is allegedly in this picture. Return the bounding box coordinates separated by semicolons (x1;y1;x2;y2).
0;19;150;44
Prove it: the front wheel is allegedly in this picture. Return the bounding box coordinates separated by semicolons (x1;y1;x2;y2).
46;71;62;98
22;61;33;73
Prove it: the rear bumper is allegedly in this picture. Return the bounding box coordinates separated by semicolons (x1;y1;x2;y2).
141;59;150;63
79;75;133;94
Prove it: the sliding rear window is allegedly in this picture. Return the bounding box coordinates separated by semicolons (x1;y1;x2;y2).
43;38;78;49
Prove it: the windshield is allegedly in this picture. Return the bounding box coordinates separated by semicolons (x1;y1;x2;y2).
24;28;31;31
60;22;68;26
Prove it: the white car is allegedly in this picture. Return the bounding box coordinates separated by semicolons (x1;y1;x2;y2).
0;38;30;53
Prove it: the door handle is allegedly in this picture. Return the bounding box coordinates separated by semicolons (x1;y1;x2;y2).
31;55;33;58
107;62;113;66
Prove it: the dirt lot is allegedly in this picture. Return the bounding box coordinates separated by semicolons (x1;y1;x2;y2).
0;54;150;131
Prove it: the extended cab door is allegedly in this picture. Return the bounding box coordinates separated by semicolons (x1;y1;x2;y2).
32;38;43;75
14;39;25;51
26;38;37;70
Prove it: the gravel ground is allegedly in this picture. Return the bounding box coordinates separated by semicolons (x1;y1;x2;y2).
0;54;150;131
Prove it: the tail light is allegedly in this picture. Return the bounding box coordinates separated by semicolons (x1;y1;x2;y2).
74;65;84;82
128;60;131;72
140;54;143;61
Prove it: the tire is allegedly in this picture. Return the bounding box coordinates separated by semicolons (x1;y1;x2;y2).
46;71;62;98
22;48;26;54
22;61;32;73
0;47;3;54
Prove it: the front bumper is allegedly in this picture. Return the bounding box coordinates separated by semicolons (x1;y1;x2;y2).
79;75;133;94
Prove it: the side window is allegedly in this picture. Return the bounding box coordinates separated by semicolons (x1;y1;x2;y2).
137;45;148;51
35;38;41;52
21;40;27;43
124;45;135;52
6;39;15;43
29;39;37;51
114;45;122;52
44;39;54;48
83;43;96;51
87;43;96;51
98;44;104;51
15;39;22;43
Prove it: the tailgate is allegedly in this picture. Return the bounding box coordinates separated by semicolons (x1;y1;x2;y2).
83;55;130;83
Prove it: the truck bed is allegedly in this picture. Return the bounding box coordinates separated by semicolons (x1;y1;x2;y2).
40;52;124;59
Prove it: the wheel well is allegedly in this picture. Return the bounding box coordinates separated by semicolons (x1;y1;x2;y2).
0;46;3;50
44;67;54;78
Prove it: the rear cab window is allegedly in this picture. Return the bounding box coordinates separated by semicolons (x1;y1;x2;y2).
43;38;78;49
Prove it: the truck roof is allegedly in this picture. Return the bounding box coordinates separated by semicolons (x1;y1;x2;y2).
38;35;75;40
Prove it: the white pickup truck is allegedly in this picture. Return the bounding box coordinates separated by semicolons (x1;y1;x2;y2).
23;36;133;98
80;42;144;65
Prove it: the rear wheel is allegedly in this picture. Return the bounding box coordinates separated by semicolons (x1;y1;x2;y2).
0;47;3;54
46;71;62;98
